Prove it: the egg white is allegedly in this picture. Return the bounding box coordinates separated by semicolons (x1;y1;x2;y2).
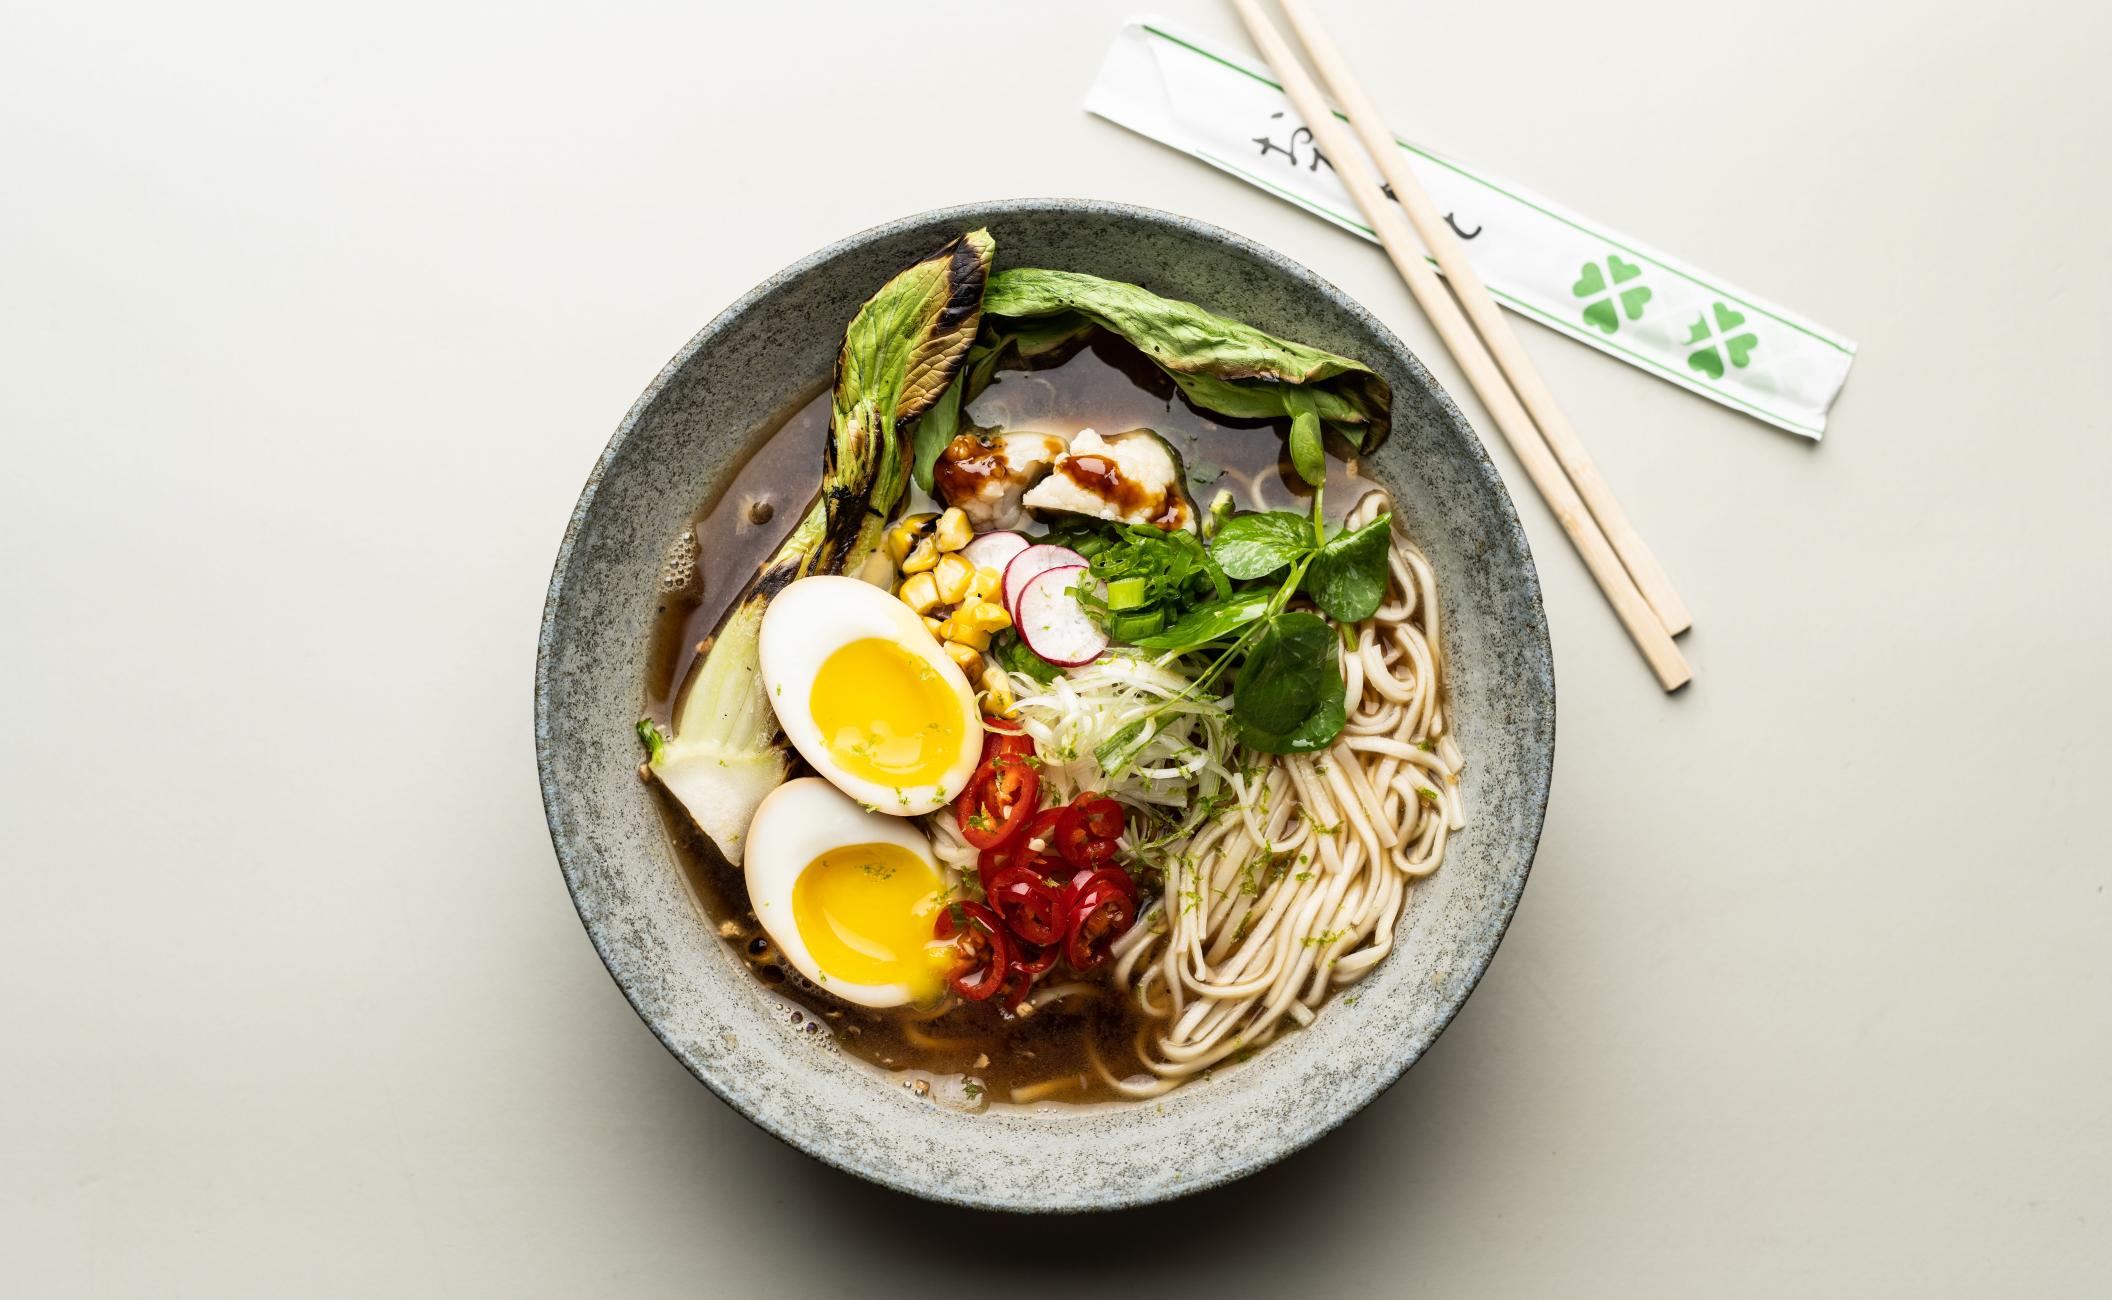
757;574;982;815
743;777;945;1009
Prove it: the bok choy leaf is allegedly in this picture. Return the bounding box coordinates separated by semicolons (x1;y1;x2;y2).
640;230;995;863
976;268;1391;484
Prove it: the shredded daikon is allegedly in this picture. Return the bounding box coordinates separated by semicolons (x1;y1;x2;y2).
998;655;1243;848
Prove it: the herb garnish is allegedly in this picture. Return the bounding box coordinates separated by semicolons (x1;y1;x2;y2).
1096;491;1393;758
1050;520;1229;644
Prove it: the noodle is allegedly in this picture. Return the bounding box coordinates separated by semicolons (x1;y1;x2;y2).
1009;1075;1091;1105
1108;493;1465;1089
911;492;1463;1101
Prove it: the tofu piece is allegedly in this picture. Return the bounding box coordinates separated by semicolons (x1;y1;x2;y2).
932;429;1069;532
1020;428;1196;532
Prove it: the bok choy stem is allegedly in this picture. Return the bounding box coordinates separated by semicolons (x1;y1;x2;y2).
639;230;995;864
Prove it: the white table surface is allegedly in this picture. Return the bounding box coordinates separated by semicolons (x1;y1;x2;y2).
5;1;2107;1294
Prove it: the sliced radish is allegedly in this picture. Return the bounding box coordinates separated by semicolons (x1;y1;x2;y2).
1016;565;1107;667
1003;543;1088;618
960;530;1030;575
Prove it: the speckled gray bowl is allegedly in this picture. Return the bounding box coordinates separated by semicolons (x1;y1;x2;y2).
536;199;1554;1211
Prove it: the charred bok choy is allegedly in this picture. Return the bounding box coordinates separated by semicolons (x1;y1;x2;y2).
911;267;1391;493
639;231;995;864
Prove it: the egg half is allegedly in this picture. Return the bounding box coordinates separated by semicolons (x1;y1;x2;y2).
744;778;955;1008
758;574;982;815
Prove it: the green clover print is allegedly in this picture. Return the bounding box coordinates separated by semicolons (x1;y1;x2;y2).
1573;254;1650;334
1685;302;1759;380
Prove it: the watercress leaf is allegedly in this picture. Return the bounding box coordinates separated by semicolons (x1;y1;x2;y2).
1305;512;1394;623
991;628;1060;684
1239;688;1347;755
1210;511;1314;580
1134;591;1272;654
1234;612;1336;733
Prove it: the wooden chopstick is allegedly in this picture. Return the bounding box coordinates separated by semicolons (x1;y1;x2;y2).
1230;0;1692;692
1279;0;1691;639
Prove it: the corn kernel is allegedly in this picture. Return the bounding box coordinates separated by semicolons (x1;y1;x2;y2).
942;621;991;652
899;571;941;614
922;615;945;638
900;536;940;574
934;508;973;553
942;641;983;676
968;564;1003;603
981;665;1016;717
941;607;988;650
886;512;937;565
932;553;975;605
956;596;1013;633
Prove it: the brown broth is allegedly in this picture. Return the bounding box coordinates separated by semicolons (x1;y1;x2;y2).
641;334;1384;1107
962;333;1381;518
645;378;829;729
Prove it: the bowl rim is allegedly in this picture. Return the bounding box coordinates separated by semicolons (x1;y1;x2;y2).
535;196;1554;1211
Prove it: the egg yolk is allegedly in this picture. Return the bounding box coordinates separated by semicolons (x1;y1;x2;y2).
790;842;951;1000
808;637;964;791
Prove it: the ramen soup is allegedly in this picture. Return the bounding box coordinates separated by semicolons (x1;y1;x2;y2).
636;234;1464;1108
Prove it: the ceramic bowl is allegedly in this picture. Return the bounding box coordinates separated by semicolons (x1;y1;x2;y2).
536;198;1554;1211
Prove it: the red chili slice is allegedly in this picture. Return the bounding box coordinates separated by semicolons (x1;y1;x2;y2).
979;836;1069;882
1049;804;1091;865
1062;864;1138;910
933;901;1011;1001
1054;863;1093;908
954;730;1041;851
984;864;1065;946
1053;795;1124;866
1011;940;1058;979
1021;805;1069;855
995;940;1060;1014
1075;794;1125;842
976;840;1029;879
982;718;1035;773
984;717;1032;750
1063;880;1136;972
